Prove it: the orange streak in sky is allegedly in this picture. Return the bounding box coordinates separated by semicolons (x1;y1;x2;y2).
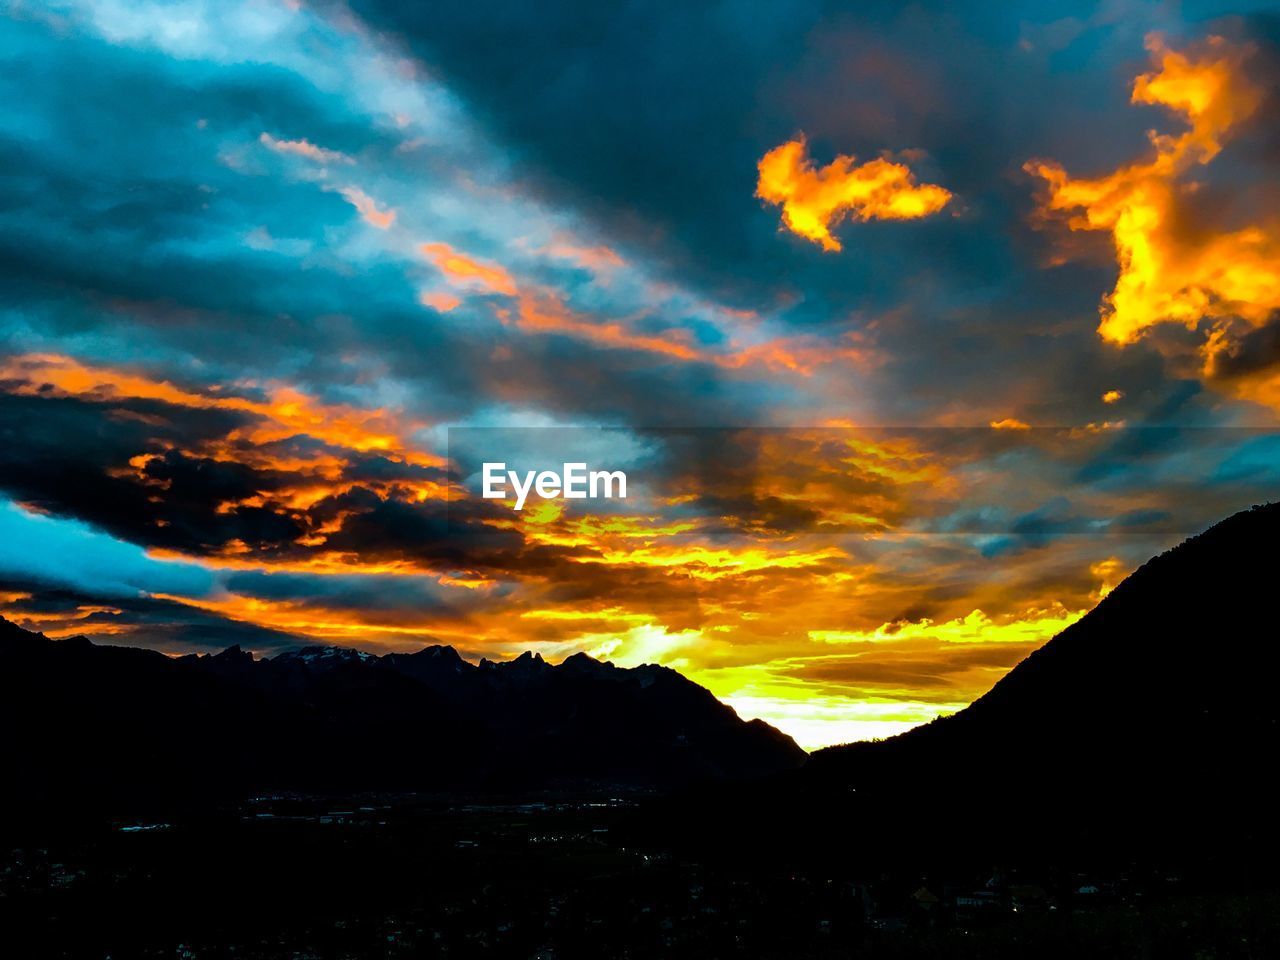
420;242;518;296
152;592;465;645
508;291;702;361
0;353;444;469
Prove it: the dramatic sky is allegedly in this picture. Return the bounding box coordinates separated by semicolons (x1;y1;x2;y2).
3;0;1280;748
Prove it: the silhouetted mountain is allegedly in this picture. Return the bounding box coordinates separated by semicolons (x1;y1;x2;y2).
809;501;1280;794
658;503;1280;871
0;622;803;824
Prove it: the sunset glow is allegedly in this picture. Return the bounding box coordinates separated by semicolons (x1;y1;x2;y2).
2;2;1278;752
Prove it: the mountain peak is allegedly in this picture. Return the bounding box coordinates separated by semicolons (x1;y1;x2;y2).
480;650;551;673
559;651;614;675
272;644;376;666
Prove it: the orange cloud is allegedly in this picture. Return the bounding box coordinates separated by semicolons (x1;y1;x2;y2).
259;132;354;166
543;241;625;273
419;290;462;313
990;417;1031;430
506;290;701;361
1027;34;1277;347
716;330;876;376
337;185;396;229
1201;327;1280;411
0;353;442;469
1089;556;1127;600
1102;389;1124;404
500;287;870;373
155;592;469;647
756;135;952;251
418;244;708;361
416;240;871;373
420;242;518;296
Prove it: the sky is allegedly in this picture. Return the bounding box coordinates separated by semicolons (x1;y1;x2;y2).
2;0;1279;749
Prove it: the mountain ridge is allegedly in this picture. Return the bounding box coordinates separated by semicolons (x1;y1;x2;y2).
0;620;804;824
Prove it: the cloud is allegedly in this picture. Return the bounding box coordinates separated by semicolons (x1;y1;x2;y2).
335;184;397;228
504;290;702;362
0;353;441;466
756;136;952;251
419;289;462;312
420;242;518;296
0;499;214;599
542;240;624;274
5;1;1280;748
1027;34;1279;349
259;132;355;165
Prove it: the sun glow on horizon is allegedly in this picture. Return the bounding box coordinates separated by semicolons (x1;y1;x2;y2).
1;3;1275;768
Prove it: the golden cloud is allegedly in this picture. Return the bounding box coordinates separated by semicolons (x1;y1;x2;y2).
990;417;1031;430
1027;34;1278;350
756;135;952;251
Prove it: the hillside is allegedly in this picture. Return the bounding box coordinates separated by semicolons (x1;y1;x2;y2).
810;501;1280;796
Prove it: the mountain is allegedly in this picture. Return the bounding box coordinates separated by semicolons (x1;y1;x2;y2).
658;502;1280;870
0;622;803;823
808;501;1280;792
